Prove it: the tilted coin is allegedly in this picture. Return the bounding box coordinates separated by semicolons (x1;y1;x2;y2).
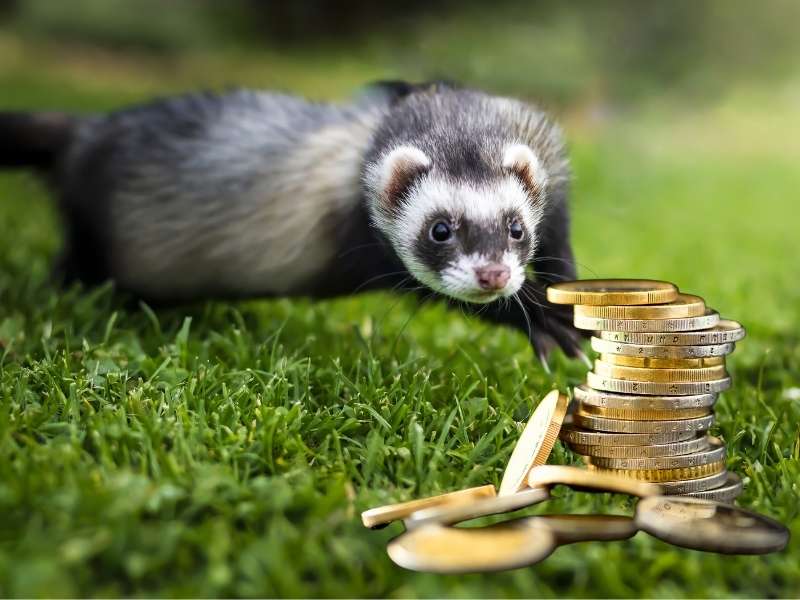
560;419;697;446
590;336;735;359
660;470;729;494
578;403;713;420
361;484;496;529
574;293;706;320
599;353;725;369
566;435;710;459
527;465;661;497
386;520;556;573
574;310;720;333
546;279;679;306
586;437;725;470
587;371;732;396
635;496;789;554
573;411;715;434
593;360;728;383
683;472;743;503
499;390;569;496
407;486;550;528
588;460;725;482
598;319;745;345
531;514;638;545
575;385;717;410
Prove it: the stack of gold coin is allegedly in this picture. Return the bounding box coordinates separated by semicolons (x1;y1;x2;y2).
547;279;746;502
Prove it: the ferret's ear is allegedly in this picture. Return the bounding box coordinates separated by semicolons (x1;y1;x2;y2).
503;143;547;200
376;145;431;210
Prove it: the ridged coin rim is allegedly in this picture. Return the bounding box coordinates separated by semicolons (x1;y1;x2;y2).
574;385;717;410
575;311;720;333
588;460;725;482
586;372;732;396
586;438;725;469
565;435;710;459
546;279;678;306
573;411;715;434
574;294;706;320
593;360;728;383
598;320;745;345
590;336;736;358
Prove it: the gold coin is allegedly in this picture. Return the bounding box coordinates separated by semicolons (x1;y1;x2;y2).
587;371;732;396
574;294;706;320
560;419;697;446
361;484;496;528
527;464;661;497
575;311;720;333
590;336;736;358
546;279;678;306
635;496;789;554
599;354;725;369
586;438;725;470
531;514;638;545
683;472;743;503
574;411;714;434
574;385;717;411
598;319;745;345
588;460;725;482
593;360;728;383
499;390;569;496
578;403;713;420
387;521;557;573
565;435;710;459
408;486;550;528
660;470;729;494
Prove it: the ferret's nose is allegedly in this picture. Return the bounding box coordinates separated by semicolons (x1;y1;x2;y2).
475;264;511;291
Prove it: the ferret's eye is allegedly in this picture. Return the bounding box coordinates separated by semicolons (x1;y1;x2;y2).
509;219;524;240
430;221;453;243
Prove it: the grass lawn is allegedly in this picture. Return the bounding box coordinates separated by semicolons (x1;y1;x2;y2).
1;35;799;597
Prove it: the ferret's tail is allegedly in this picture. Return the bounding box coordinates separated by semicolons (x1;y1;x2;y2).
0;111;77;170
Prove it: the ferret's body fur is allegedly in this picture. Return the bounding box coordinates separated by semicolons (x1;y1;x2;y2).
0;81;583;359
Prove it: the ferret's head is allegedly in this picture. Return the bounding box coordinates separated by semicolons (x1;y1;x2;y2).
365;143;547;304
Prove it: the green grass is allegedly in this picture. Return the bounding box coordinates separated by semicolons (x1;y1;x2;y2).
1;33;799;598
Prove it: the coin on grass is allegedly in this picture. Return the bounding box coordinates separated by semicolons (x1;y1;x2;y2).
593;360;728;383
660;470;729;494
498;390;569;496
361;484;496;528
531;514;638;545
566;435;710;459
586;437;725;470
587;371;732;396
407;486;550;528
683;472;743;503
527;465;661;497
588;460;725;482
575;310;720;333
560;419;697;446
546;279;678;306
574;294;706;320
574;385;717;411
579;403;713;420
573;411;715;434
387;521;557;573
599;354;725;369
598;320;745;345
635;496;789;554
590;337;736;359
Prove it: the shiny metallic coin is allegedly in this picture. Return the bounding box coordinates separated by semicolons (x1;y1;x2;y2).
361;484;496;529
574;310;720;333
573;411;715;435
578;403;712;421
546;279;679;306
574;294;706;320
598;320;745;345
527;465;661;497
499;390;569;496
531;514;638;545
587;372;732;396
593;360;728;383
588;460;725;482
660;470;729;494
635;496;789;554
599;353;725;369
574;385;717;411
560;418;697;446
407;486;550;528
683;472;744;503
387;521;556;573
586;437;725;470
566;435;710;459
590;336;735;359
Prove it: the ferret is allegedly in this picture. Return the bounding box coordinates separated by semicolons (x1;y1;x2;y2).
0;81;584;361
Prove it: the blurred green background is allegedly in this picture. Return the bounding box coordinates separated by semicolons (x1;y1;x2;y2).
1;1;799;597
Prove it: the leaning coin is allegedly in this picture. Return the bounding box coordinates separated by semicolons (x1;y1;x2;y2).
566;435;710;459
586;437;725;470
574;311;720;333
660;470;729;494
598;320;745;345
574;294;706;320
531;514;638;545
546;279;678;306
407;486;550;528
587;372;732;396
590;337;736;359
575;385;717;411
635;496;789;554
527;464;661;497
599;354;725;369
560;419;697;446
579;404;713;420
387;521;557;573
361;484;496;528
573;411;715;434
593;360;728;383
588;460;725;482
683;472;744;503
499;390;569;496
